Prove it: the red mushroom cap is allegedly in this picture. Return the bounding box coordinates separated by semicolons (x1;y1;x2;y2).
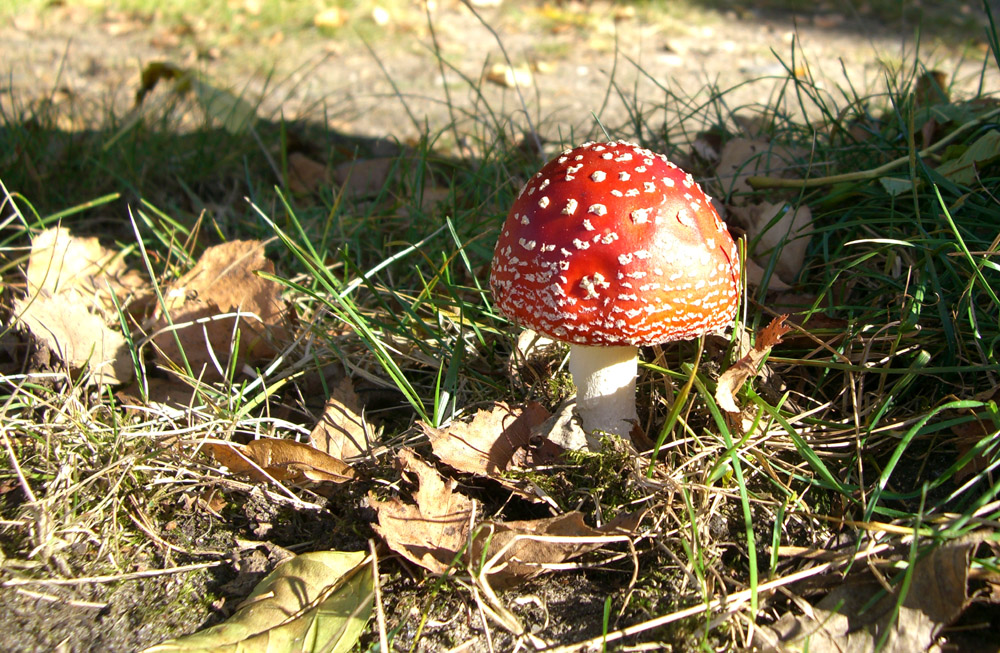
490;140;741;346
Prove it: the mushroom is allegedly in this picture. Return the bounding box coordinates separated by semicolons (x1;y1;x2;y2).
490;140;741;448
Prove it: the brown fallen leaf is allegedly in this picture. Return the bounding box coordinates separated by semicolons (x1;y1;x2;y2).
716;315;790;413
729;202;813;285
14;292;133;385
370;449;474;575
206;439;354;485
150;240;289;381
14;227;147;385
756;539;976;653
530;397;590;451
332;158;394;200
25;226;147;318
743;258;793;291
716;138;803;202
423;401;551;477
309;376;370;460
473;510;642;588
286;152;328;194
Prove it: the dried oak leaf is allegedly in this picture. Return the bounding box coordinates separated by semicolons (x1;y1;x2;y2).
206;439;354;485
422;401;552;477
716;315;790;413
151;240;289;381
309;376;369;460
473;510;643;588
370;449;474;575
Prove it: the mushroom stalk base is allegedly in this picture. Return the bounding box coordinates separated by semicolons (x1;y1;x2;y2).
568;344;638;448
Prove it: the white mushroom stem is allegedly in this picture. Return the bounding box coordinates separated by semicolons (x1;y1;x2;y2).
568;344;638;448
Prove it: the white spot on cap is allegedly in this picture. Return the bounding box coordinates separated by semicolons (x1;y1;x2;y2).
588;204;607;216
539;178;550;190
636;166;647;173
562;199;578;215
567;164;583;174
539;196;550;209
615;153;633;162
573;238;590;250
644;182;656;193
619;171;630;181
591;170;607;182
582;219;595;231
611;190;623;197
518;238;536;250
631;208;651;223
618;252;634;264
580;272;608;299
663;177;675;188
520;214;530;225
677;208;696;227
602;153;613;160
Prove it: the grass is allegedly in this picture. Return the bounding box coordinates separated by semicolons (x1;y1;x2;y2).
2;0;1000;650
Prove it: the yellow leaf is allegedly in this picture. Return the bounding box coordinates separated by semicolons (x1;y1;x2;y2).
143;551;373;653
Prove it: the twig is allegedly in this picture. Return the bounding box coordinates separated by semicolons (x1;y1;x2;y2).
369;540;389;653
2;561;226;588
748;106;1000;189
15;588;107;610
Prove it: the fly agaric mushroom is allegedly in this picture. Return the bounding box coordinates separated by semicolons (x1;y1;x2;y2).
490;140;741;447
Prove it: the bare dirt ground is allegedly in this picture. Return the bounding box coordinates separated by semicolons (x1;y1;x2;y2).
2;1;999;651
4;1;998;147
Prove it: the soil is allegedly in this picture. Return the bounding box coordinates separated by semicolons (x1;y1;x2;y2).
4;1;998;145
2;1;999;651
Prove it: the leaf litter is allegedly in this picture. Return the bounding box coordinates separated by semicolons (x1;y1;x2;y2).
206;439;355;487
757;539;980;653
13;226;148;384
423;401;553;477
149;239;291;381
308;375;372;460
371;440;643;595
